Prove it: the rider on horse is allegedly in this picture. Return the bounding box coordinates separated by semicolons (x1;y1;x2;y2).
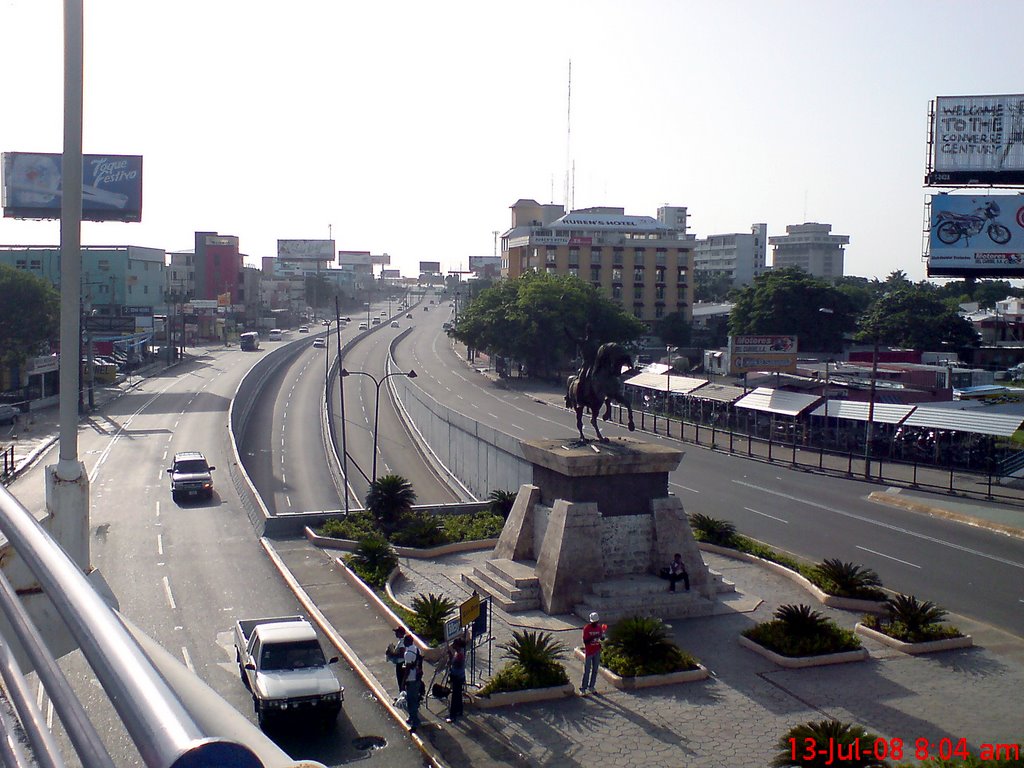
565;323;599;401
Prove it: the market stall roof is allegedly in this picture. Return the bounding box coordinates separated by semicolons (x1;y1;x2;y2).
688;383;746;403
901;405;1024;437
807;400;915;424
733;387;820;417
622;372;708;395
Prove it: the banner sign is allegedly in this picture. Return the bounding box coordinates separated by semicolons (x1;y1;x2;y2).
2;152;143;222
728;335;798;374
927;94;1024;185
419;261;441;273
927;194;1024;276
277;239;334;261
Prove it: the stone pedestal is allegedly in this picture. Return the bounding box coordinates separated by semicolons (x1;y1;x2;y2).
469;438;731;622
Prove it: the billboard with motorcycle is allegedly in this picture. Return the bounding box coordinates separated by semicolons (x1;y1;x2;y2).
927;194;1024;276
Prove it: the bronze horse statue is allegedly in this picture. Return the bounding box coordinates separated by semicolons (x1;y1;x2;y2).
565;342;636;442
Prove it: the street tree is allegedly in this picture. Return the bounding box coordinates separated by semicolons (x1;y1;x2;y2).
694;271;735;303
654;311;692;348
728;267;856;352
0;265;59;368
856;286;979;351
450;271;645;377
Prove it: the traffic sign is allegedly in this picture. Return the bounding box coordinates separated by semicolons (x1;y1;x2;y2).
459;594;480;627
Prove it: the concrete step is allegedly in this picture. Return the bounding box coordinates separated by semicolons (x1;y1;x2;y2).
574;591;717;624
461;572;540;613
484;558;540;588
468;566;540;603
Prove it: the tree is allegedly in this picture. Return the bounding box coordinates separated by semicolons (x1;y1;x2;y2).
694;271;734;303
0;265;59;368
728;267;856;352
364;474;417;534
654;311;691;348
450;272;645;377
856;286;979;351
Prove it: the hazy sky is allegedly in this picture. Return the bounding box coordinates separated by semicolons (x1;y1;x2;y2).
3;1;1023;281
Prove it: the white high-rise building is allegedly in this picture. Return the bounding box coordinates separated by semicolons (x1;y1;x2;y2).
769;222;849;280
693;223;767;287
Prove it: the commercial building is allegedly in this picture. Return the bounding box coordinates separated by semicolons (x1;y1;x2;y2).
501;200;695;329
768;222;849;280
693;223;768;287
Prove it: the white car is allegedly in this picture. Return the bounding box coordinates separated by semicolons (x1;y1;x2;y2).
390;320;399;328
312;338;326;348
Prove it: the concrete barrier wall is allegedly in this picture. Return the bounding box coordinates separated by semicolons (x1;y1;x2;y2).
393;374;531;499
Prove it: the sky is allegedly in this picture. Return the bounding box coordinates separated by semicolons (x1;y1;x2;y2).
2;1;1024;282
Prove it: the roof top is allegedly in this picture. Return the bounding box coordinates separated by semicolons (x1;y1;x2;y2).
733;387;821;416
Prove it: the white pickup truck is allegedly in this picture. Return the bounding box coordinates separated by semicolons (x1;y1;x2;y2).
234;616;343;729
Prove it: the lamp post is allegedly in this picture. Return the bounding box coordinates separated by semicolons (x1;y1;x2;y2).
864;335;880;479
666;345;677;416
340;367;417;482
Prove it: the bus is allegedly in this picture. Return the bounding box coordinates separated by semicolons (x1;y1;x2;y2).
239;332;260;351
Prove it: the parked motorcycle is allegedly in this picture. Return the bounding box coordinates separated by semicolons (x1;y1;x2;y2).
933;200;1012;245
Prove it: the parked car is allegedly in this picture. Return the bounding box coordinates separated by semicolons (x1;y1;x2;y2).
234;616;342;730
167;451;216;502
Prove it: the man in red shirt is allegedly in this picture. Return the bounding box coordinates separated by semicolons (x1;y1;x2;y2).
580;612;607;694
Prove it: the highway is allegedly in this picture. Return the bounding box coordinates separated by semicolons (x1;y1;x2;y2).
10;340;423;768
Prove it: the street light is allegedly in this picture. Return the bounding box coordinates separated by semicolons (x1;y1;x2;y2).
340;367;417;482
666;345;677;416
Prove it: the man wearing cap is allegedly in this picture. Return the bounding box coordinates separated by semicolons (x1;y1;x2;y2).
580;612;607;694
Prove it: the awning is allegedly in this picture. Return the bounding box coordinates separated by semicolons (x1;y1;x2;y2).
733;387;821;417
807;400;916;425
901;407;1024;437
688;383;746;404
623;372;708;395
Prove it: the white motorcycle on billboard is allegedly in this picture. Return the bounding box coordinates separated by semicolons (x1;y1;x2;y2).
933;201;1012;246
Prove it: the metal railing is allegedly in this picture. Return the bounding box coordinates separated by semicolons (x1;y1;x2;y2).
0;483;315;768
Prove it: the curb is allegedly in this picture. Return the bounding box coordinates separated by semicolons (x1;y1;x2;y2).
868;491;1024;541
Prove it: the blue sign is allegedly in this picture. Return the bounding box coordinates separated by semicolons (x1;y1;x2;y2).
2;152;143;222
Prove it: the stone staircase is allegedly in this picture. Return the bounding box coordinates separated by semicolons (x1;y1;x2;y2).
575;572;733;623
461;558;541;613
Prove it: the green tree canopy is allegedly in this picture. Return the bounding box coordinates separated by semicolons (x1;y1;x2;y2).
694;271;735;303
728;267;857;353
0;265;59;367
654;311;691;348
450;271;645;376
856;285;979;351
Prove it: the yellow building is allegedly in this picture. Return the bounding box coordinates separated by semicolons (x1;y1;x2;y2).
502;200;694;330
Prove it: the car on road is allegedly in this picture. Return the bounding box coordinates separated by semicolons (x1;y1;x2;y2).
390;320;399;328
406;312;412;319
358;321;368;330
312;338;326;348
298;326;309;333
372;317;381;325
268;329;283;341
167;451;216;502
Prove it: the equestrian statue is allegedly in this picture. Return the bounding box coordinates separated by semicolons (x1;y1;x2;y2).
564;328;636;442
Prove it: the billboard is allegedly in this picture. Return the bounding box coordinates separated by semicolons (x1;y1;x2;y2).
277;239;335;261
371;253;391;265
419;261;441;273
2;152;143;222
927;194;1024;277
381;269;400;279
927;95;1024;185
338;250;372;267
728;335;798;374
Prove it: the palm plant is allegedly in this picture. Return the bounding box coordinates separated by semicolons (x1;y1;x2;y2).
502;631;568;679
345;533;398;588
487;488;517;519
688;512;737;547
365;474;417;534
388;513;444;548
885;594;949;640
774;604;829;639
410;593;457;645
812;559;883;599
603;615;697;677
773;719;890;767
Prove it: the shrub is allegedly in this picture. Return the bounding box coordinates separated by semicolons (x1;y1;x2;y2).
388;513;445;548
480;630;570;694
811;559;886;600
317;511;378;540
774;604;829;639
743;606;862;658
408;593;457;646
487;488;517;519
773;719;890;767
601;615;699;677
861;594;963;643
439;511;505;542
344;534;397;589
688;513;737;546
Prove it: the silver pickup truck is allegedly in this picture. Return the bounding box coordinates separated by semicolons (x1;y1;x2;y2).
234;615;343;730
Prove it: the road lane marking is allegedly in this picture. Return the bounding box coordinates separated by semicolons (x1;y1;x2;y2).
745;506;788;524
286;496;292;508
733;480;1024;570
670;483;700;494
162;576;176;610
181;647;194;673
157;535;163;556
856;545;920;568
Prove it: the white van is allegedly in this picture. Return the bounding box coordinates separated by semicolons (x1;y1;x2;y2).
268;329;283;341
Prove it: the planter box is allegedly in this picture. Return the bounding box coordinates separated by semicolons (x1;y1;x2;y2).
855;623;974;655
470;683;575;709
698;543;888;614
572;647;709;689
737;634;868;669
